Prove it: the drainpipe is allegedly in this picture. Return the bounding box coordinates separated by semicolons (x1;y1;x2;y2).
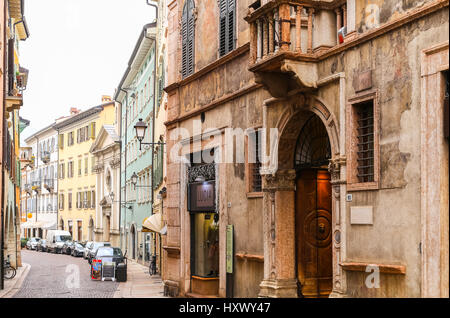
119;88;130;255
115;100;123;250
1;0;8;290
145;0;158;258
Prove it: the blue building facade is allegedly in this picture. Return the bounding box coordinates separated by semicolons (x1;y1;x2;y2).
115;24;156;263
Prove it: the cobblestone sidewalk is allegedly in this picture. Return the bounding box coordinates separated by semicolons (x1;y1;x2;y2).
114;260;167;298
0;263;31;298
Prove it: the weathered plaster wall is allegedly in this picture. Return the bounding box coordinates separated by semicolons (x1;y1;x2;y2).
338;8;448;297
356;0;436;33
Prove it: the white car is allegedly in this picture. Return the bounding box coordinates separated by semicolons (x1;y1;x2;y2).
46;230;72;253
26;237;41;250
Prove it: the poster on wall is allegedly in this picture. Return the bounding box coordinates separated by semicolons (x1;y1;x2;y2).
91;259;102;280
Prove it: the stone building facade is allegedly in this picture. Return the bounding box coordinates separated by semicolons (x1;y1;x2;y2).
164;0;449;298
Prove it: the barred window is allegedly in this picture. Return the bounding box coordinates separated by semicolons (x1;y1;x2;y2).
248;130;262;193
355;101;374;183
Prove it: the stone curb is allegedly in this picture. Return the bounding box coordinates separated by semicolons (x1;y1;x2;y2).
0;263;31;298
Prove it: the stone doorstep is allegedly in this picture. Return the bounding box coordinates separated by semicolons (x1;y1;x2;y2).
0;263;31;298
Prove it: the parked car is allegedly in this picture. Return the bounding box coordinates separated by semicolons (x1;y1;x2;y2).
88;242;111;264
71;243;85;257
26;237;41;250
83;241;94;259
36;239;48;252
62;241;75;255
20;238;29;248
46;230;72;253
92;246;125;264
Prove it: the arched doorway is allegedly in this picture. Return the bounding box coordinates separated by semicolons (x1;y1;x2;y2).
294;113;332;298
130;224;136;259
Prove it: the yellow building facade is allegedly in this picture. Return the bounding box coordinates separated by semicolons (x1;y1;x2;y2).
55;98;115;242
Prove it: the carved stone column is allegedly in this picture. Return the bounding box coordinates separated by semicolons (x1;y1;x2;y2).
328;156;347;297
259;169;298;298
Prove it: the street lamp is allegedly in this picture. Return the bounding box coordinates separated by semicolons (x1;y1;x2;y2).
133;118;165;150
130;172;153;190
109;191;133;210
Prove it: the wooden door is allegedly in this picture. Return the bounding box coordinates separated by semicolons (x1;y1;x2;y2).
296;169;332;298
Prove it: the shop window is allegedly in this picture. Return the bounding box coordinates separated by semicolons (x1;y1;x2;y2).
191;213;219;277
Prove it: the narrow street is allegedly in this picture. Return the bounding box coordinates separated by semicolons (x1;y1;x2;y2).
13;250;118;298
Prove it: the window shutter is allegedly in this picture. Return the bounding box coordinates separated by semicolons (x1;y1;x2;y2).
219;0;227;56
182;0;195;78
219;0;235;57
228;0;236;53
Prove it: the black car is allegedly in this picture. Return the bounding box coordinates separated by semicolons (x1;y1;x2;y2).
92;247;125;265
36;239;47;252
71;243;85;257
61;241;75;255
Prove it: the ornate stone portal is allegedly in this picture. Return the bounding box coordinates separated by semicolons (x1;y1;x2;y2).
259;94;345;298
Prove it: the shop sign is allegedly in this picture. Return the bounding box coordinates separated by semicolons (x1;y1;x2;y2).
188;181;215;212
226;225;234;274
91;259;102;280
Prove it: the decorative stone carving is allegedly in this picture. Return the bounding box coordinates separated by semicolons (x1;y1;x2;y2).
262;169;296;192
188;163;215;183
110;156;120;169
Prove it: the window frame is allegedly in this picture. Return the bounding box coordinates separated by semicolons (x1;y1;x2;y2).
245;126;263;198
346;89;380;191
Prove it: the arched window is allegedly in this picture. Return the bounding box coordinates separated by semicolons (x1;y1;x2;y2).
295;114;331;169
182;0;195;78
219;0;236;57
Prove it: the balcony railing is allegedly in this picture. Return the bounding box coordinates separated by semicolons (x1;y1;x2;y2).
43;179;54;192
32;180;42;193
25;183;32;195
246;0;346;67
41;151;51;164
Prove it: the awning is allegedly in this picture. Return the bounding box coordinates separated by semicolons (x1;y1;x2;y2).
20;221;45;229
42;221;57;230
142;213;164;234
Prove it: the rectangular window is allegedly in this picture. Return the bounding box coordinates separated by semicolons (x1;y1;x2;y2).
87;191;91;209
59;134;64;150
68;193;72;210
59;194;64;210
85;157;89;175
347;90;380;191
356;101;374;183
91;190;96;209
78;159;82;176
246;130;262;194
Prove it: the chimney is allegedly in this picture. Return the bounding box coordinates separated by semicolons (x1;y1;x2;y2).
70;108;80;116
102;95;112;103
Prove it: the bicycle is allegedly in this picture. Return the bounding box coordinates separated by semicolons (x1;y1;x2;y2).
149;255;157;276
3;255;16;280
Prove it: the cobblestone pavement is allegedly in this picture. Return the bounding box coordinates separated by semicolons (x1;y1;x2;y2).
13;250;119;298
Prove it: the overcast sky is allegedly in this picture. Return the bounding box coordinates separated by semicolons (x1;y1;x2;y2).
20;0;156;140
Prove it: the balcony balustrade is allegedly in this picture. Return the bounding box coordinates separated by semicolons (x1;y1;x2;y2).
245;0;346;97
43;179;54;192
41;151;51;164
32;180;42;193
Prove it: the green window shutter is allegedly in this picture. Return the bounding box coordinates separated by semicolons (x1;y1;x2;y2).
219;0;236;57
182;0;195;78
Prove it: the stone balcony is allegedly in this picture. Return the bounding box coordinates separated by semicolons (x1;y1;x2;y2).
245;0;346;97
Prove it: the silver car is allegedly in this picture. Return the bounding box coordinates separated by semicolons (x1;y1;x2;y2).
83;241;94;259
26;237;41;250
88;242;112;264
